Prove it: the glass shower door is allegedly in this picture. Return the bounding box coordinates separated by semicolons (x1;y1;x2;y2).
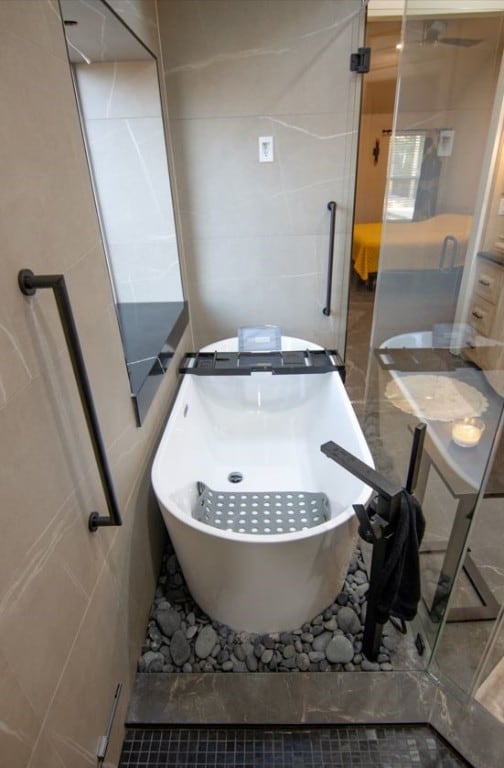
364;0;504;682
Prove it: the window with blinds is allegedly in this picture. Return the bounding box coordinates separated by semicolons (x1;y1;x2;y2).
386;132;426;221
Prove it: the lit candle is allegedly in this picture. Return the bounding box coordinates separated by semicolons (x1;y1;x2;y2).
451;418;484;448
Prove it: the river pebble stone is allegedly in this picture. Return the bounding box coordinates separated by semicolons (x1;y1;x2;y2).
312;631;332;653
170;629;191;666
195;625;218;659
155;607;181;638
336;606;362;635
138;541;402;674
325;635;354;664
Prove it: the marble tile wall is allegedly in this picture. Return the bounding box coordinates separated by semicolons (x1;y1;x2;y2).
75;61;184;303
158;0;365;354
0;1;190;766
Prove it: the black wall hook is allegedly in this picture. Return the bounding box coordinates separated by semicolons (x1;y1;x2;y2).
373;138;380;165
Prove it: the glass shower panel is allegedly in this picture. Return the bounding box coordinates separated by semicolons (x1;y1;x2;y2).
429;116;504;696
365;2;504;675
472;601;504;723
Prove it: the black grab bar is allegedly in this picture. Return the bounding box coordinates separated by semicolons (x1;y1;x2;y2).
322;201;337;316
18;269;122;532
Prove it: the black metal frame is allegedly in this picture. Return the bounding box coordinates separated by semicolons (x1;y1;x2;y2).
179;348;345;380
321;423;426;660
423;542;500;623
18;269;122;532
322;201;337;316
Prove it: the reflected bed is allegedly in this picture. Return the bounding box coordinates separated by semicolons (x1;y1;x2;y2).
352;214;473;282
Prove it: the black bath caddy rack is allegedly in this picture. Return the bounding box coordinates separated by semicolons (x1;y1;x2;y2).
179;348;345;380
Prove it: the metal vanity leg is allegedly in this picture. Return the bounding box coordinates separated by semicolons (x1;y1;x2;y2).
429;493;476;622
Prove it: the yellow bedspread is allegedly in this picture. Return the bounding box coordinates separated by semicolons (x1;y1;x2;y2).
352;214;473;282
352;222;382;282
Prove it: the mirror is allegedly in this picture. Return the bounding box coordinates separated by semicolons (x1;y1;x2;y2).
60;0;187;425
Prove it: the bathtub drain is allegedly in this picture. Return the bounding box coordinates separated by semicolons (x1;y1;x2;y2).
228;472;243;484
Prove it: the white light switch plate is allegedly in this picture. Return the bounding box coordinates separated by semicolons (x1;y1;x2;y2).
259;136;274;163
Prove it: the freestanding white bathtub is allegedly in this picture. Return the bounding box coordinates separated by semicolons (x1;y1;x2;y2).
152;336;374;633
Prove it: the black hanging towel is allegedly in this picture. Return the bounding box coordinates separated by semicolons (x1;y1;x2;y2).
376;489;426;624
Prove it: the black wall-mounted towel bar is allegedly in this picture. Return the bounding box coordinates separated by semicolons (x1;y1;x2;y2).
18;269;122;532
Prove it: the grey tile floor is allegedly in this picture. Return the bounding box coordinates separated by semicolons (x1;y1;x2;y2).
118;725;471;767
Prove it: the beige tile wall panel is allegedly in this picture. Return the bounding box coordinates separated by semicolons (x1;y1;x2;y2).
0;651;41;768
159;0;363;352
0;2;191;766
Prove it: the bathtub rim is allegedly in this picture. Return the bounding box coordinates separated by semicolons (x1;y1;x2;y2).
200;334;321;353
152;335;374;545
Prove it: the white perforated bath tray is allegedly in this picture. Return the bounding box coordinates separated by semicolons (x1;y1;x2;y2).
194;483;330;534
